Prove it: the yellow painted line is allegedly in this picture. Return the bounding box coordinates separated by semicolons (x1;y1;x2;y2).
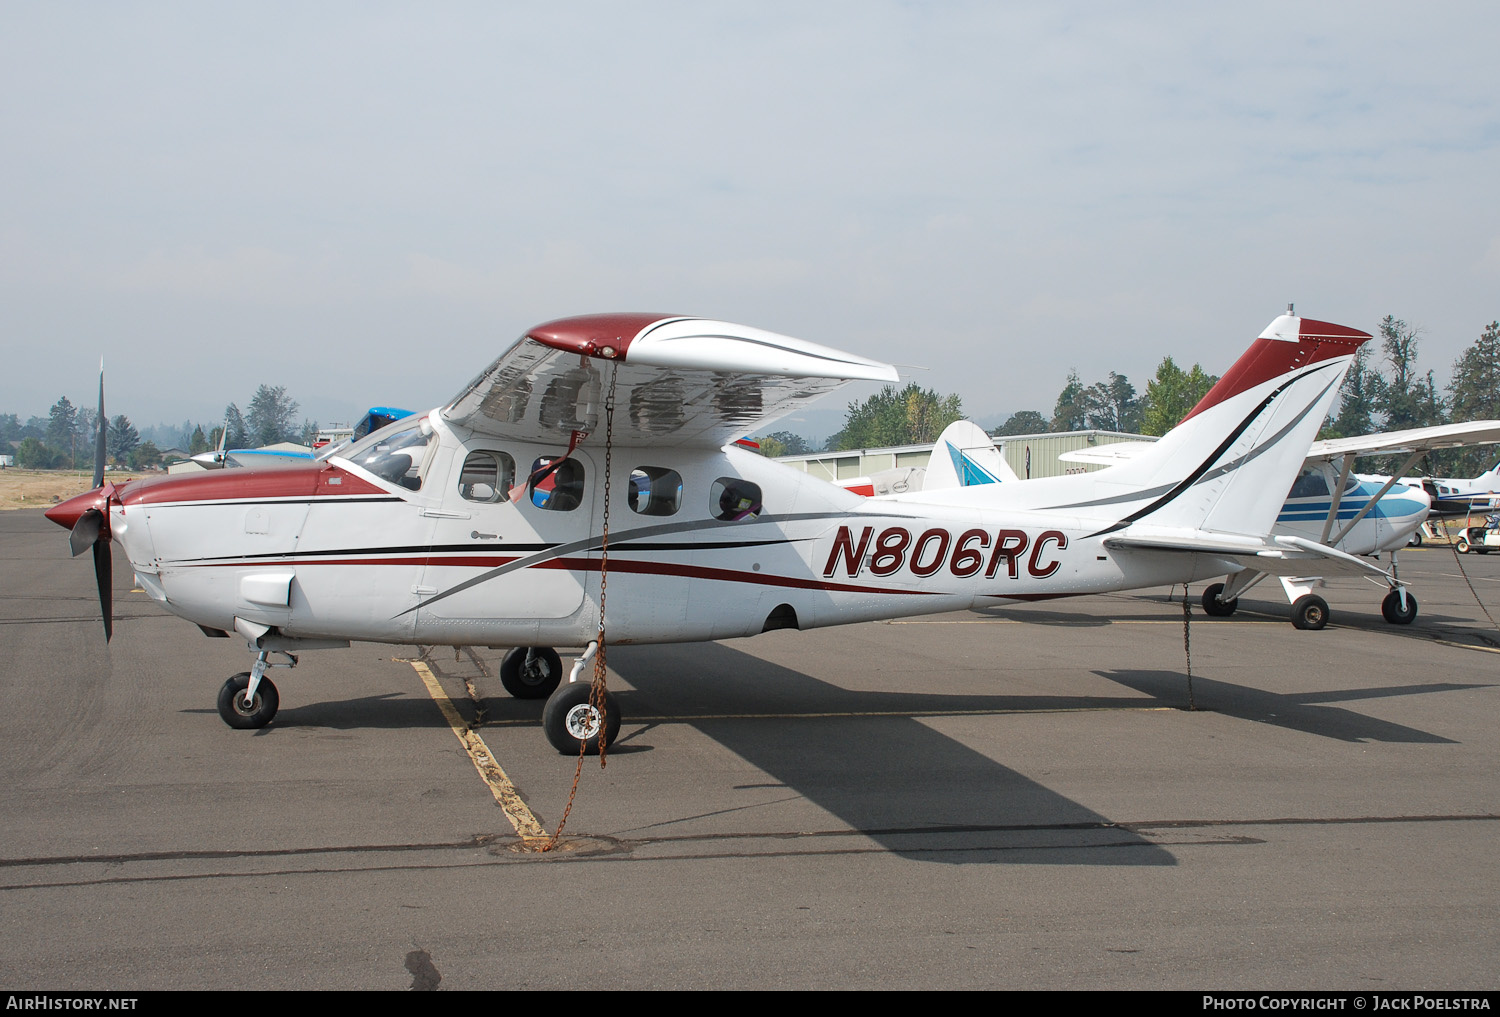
473;705;1177;727
1424;637;1500;656
402;659;547;842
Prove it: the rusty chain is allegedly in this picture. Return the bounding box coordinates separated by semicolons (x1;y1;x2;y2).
542;364;619;851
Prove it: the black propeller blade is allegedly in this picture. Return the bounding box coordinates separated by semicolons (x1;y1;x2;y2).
47;361;116;641
93;363;106;490
94;537;113;643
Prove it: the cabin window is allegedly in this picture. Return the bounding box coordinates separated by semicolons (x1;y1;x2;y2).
629;467;683;516
529;456;585;511
711;477;762;521
459;450;515;504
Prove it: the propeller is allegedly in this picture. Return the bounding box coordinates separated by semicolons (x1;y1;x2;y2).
45;361;116;641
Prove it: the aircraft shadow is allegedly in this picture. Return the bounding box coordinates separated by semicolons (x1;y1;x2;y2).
1093;670;1483;744
602;642;1176;867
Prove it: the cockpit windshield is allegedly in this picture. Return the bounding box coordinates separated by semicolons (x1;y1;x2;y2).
315;408;417;462
334;416;437;491
1287;465;1360;500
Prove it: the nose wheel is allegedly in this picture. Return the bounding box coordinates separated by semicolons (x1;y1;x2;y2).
218;672;279;729
1382;588;1418;624
216;650;295;729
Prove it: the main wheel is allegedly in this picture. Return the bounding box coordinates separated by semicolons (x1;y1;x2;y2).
542;681;621;756
1456;537;1471;554
217;672;279;729
1290;594;1329;631
1381;589;1418;624
1201;582;1238;617
1407;530;1424;548
500;646;563;700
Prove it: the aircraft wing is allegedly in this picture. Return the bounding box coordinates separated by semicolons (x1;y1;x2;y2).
1056;441;1156;466
1063;422;1500;468
1105;531;1393;581
443;313;900;448
1306;421;1500;462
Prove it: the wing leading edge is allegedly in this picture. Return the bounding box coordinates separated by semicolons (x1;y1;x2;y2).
444;314;900;447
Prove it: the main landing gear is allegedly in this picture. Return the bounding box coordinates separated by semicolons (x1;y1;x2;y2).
213;642;620;751
1200;571;1417;631
216;650;296;729
529;642;620;756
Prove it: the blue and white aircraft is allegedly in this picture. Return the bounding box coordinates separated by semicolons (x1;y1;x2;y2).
193;407;416;470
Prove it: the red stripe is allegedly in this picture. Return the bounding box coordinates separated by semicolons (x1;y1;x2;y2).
121;465;387;507
525;313;680;361
186;554;942;596
1181;318;1371;423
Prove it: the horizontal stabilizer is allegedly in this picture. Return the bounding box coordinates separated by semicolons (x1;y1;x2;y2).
1105;531;1393;581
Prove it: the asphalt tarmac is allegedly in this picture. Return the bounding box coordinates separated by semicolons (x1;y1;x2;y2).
2;508;1497;990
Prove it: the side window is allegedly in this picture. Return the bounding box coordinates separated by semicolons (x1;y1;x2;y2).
459;450;515;504
711;477;762;521
529;456;585;511
629;467;683;517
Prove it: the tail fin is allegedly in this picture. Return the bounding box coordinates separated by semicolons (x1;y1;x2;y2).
1094;314;1371;537
923;420;1019;491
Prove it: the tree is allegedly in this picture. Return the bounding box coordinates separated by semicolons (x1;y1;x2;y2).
246;386;299;447
15;436;55;469
126;441;161;471
1447;321;1500;475
1326;344;1383;438
1374;316;1446;431
75;408;98;468
1139;357;1219;436
1050;371;1087;432
1079;373;1140;432
223;404;248;450
1052;371;1139;432
829;383;963;450
46;397;78;461
995;410;1049;436
754;431;812;457
107;415;140;463
189;425;210;455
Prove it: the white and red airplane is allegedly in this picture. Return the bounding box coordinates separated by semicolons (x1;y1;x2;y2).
47;310;1379;753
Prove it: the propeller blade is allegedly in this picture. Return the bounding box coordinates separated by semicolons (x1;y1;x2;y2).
68;508;103;557
93;538;113;643
93;362;106;490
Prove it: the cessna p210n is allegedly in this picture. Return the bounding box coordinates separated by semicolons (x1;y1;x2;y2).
48;311;1384;753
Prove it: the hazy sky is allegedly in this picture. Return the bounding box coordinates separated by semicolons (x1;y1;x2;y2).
3;2;1497;439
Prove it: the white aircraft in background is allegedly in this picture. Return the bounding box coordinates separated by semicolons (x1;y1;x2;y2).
49;310;1373;753
1403;457;1500;517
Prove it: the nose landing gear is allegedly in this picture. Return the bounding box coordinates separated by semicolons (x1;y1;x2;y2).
216;650;297;729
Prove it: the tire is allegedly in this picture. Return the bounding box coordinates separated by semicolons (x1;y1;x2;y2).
1456;538;1471;554
217;672;279;729
1290;594;1329;631
542;681;621;756
1381;590;1418;625
500;646;563;700
1407;530;1423;548
1201;582;1238;617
